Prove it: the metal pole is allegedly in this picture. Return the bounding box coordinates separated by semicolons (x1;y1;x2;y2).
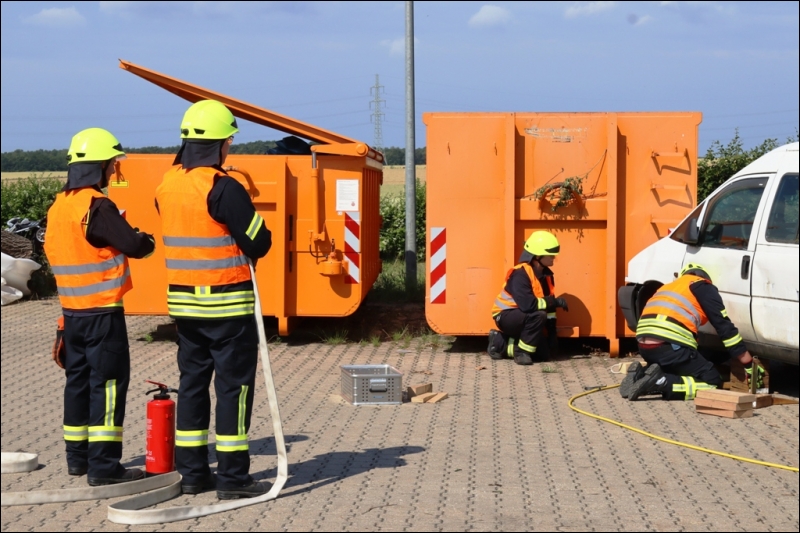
404;0;417;295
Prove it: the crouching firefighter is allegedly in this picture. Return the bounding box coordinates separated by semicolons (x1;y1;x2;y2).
155;100;272;499
624;263;755;401
487;231;569;365
45;128;155;485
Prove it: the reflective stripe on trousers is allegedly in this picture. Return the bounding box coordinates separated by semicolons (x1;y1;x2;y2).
175;429;209;448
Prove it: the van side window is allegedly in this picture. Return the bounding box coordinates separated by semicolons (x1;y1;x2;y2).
765;173;799;244
669;203;704;242
699;177;766;250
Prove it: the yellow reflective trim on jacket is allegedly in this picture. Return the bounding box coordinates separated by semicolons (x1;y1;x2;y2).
167;303;256;318
245;213;264;241
63;425;88;441
637;317;698;348
720;308;728;318
216;434;249;452
723;333;743;348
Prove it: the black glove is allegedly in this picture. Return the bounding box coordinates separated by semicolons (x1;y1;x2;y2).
555;297;569;312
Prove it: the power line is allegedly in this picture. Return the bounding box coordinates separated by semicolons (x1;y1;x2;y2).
370;74;386;152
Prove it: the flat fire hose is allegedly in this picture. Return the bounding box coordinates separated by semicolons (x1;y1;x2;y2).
1;262;289;524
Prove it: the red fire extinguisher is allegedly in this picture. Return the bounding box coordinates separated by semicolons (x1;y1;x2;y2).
145;380;177;476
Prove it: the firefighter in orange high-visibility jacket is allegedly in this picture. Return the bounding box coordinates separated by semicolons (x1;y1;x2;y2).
622;263;755;401
488;231;569;365
155;100;272;500
44;128;155;486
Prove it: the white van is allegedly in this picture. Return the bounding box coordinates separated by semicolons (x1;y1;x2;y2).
619;142;799;364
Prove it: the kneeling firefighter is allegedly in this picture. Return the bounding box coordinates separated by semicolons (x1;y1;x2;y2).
155;100;272;499
623;263;755;401
487;231;569;365
45;128;155;485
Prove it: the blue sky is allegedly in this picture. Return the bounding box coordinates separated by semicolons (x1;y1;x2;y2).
1;1;798;154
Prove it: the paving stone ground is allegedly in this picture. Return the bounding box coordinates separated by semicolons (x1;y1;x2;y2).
2;299;798;532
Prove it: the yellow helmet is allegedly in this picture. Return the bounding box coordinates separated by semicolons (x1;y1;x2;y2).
180;100;239;140
66;128;126;164
680;262;711;281
523;231;560;256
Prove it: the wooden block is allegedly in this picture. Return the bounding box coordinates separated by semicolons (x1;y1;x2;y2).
427;392;448;404
407;383;433;398
695;389;756;404
771;393;799;406
411;392;437;403
696;406;754;419
695;397;754;411
754;394;773;409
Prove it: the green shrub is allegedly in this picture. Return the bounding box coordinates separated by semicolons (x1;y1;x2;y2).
379;179;426;260
1;175;63;226
698;130;798;201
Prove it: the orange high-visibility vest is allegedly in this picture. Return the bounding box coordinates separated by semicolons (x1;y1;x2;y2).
636;275;709;348
156;165;256;319
156;165;251;287
45;188;132;310
491;263;555;317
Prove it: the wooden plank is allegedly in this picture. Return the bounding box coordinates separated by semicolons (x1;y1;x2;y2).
411;392;437;403
695;389;756;403
695;397;754;411
427;392;448;404
407;383;433;398
754;394;773;409
695;406;754;419
771;394;799;406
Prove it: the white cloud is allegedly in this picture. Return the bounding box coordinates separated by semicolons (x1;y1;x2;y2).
468;5;511;28
23;6;86;27
627;13;653;26
380;37;419;57
381;38;404;57
565;1;616;19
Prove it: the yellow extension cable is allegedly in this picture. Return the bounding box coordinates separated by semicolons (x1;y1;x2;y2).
568;384;799;473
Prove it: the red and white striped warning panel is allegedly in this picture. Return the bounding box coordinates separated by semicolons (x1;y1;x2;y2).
430;227;446;304
344;211;360;284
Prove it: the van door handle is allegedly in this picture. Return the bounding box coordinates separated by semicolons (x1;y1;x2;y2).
741;255;751;280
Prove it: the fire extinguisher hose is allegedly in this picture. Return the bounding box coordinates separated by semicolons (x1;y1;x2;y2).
1;262;290;524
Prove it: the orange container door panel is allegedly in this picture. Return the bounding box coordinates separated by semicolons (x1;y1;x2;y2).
423;111;702;351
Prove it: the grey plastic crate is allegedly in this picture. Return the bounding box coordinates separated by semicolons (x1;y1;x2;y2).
340;365;403;405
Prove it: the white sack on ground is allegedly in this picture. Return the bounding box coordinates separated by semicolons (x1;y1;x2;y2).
1;253;41;305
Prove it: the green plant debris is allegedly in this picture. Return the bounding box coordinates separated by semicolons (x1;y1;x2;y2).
534;175;585;212
541;364;559;374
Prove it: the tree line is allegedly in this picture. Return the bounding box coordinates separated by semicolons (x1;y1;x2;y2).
0;142;426;171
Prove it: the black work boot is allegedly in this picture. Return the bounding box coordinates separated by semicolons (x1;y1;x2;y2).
68;464;88;476
513;352;534;366
487;329;504;360
182;473;217;495
619;361;646;398
88;467;144;486
217;480;272;500
628;364;671;401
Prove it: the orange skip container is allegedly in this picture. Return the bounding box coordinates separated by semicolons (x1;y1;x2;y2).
423;112;702;356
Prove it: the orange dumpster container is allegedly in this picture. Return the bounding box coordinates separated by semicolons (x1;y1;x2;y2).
423;112;702;356
109;61;383;335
